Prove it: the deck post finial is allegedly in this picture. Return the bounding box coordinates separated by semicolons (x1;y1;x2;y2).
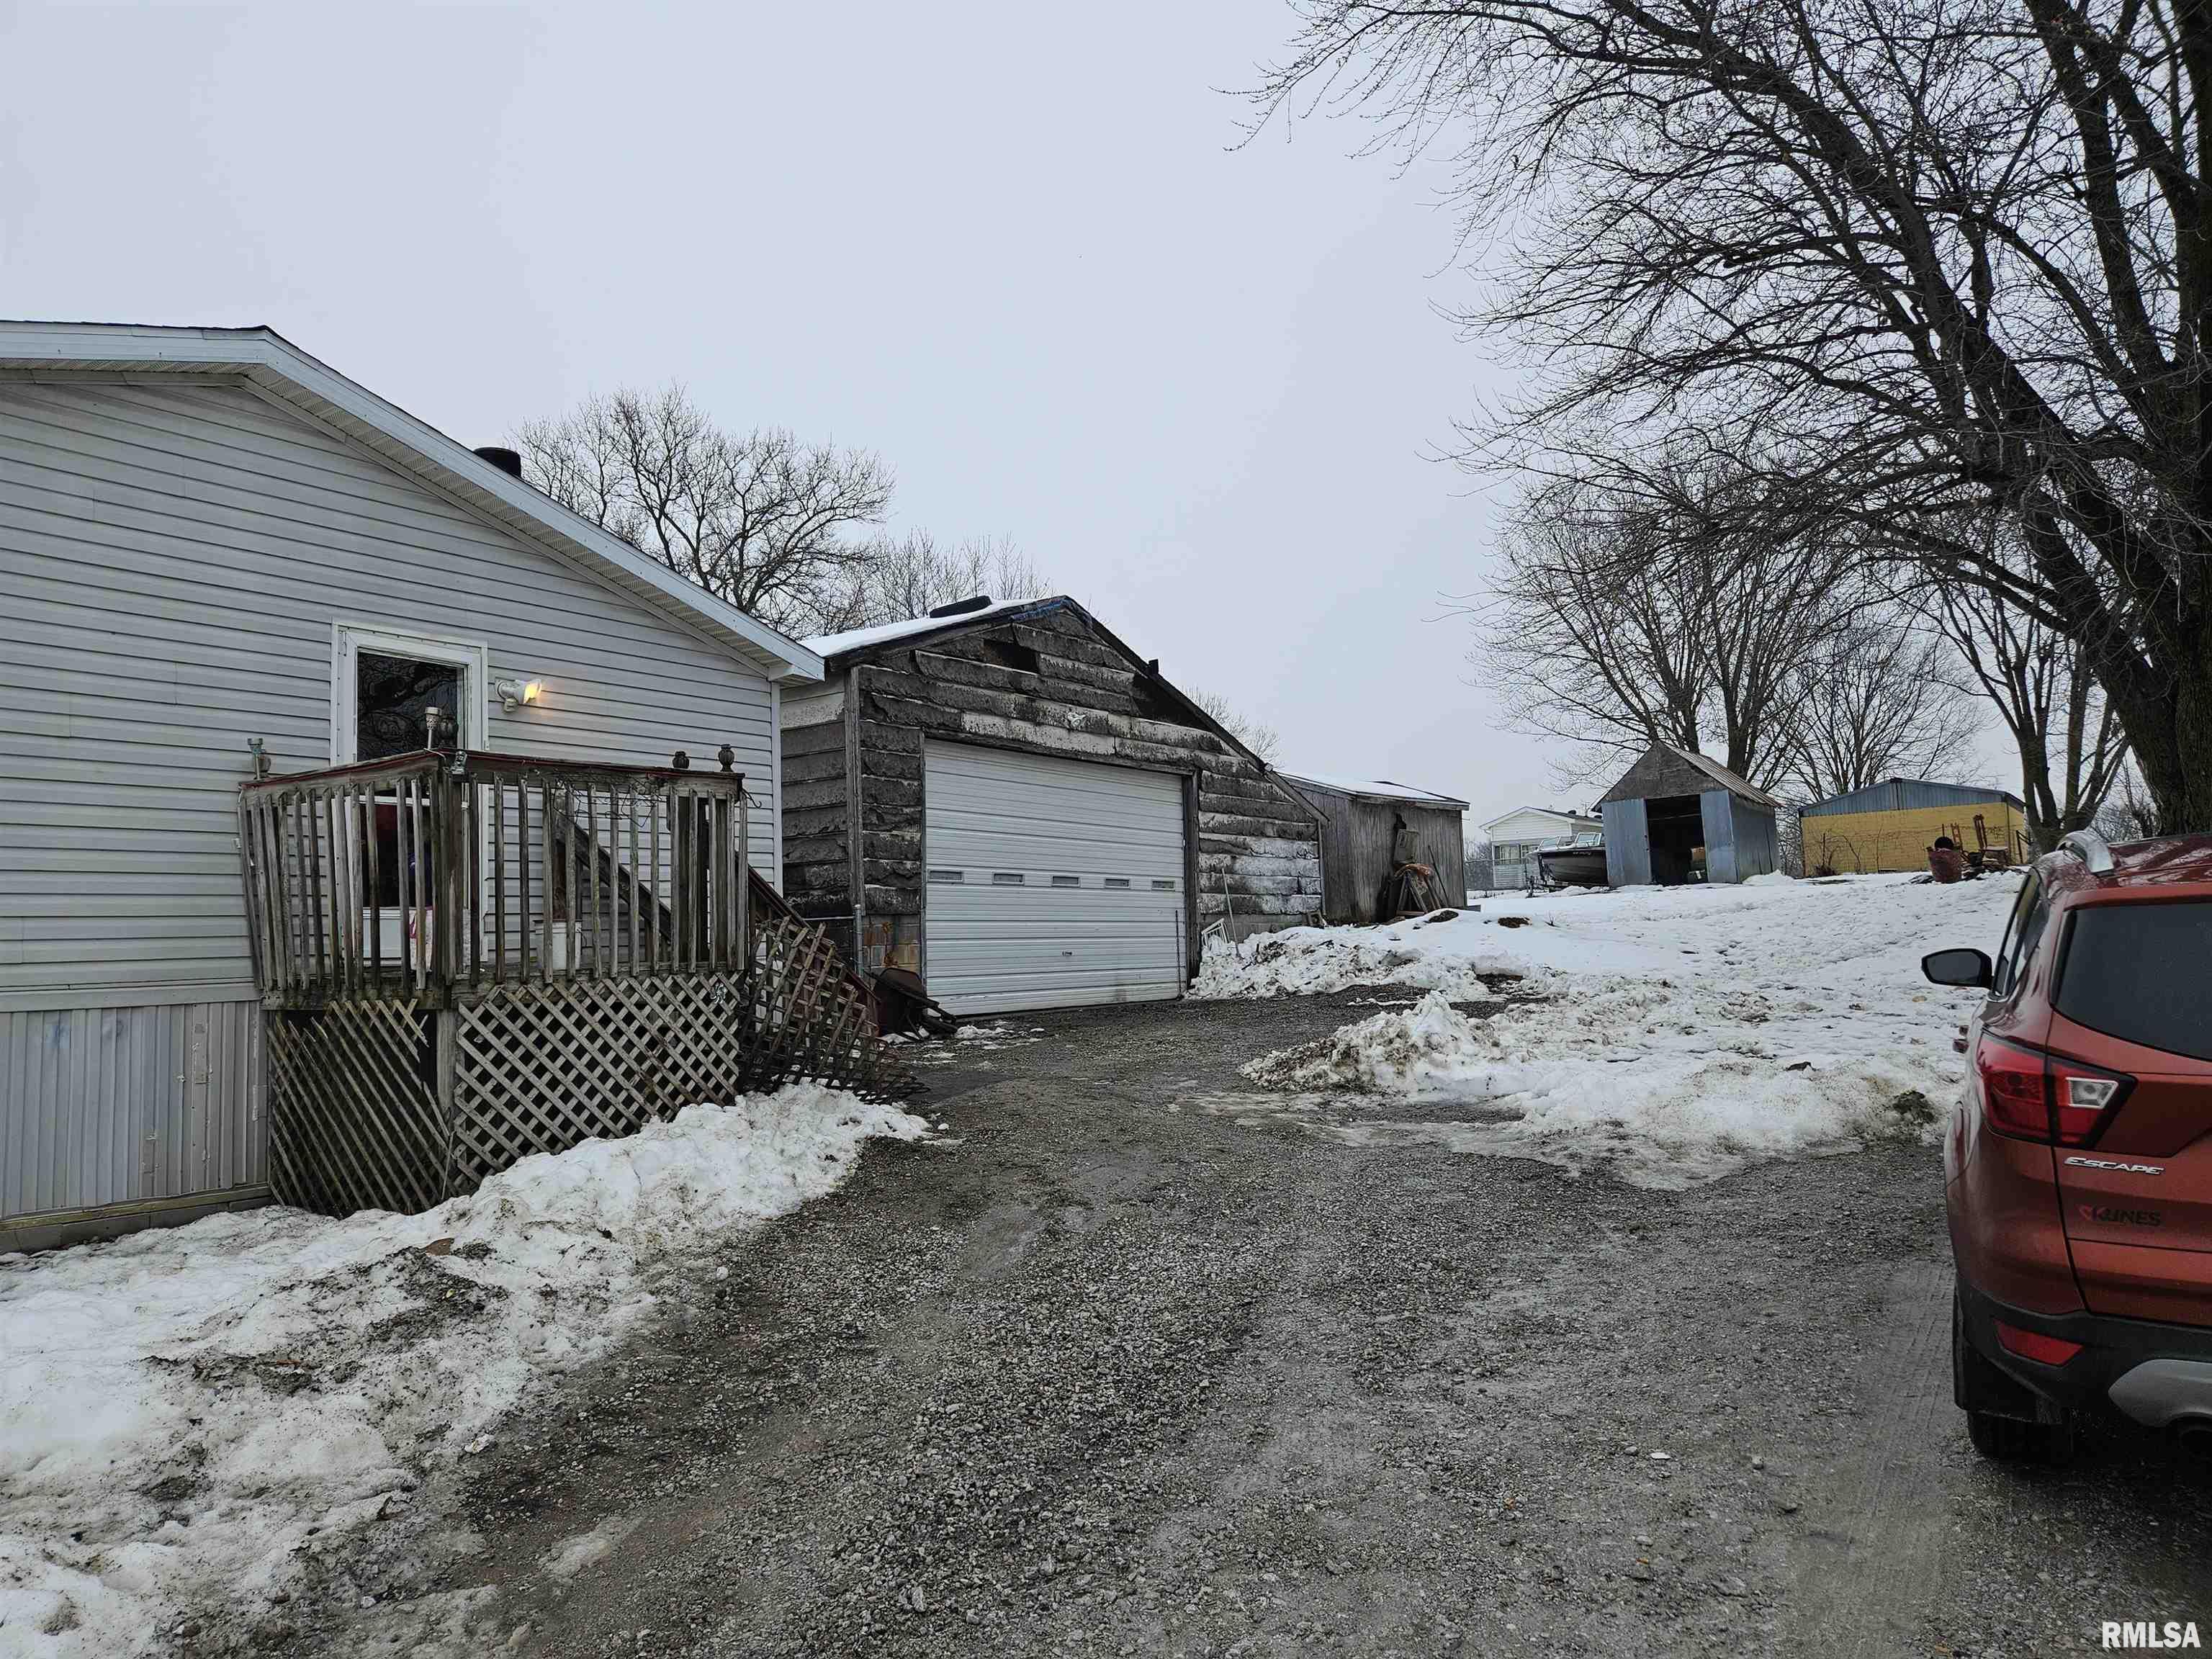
247;736;270;780
717;743;736;772
672;750;691;770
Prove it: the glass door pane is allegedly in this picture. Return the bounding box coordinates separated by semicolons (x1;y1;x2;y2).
356;650;461;761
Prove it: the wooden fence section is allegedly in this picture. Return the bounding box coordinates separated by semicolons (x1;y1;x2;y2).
241;749;915;1218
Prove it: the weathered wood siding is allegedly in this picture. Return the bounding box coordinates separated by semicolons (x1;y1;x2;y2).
778;678;852;935
778;606;1323;958
1302;786;1467;925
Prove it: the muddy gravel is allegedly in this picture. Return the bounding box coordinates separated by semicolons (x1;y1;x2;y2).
224;990;2206;1658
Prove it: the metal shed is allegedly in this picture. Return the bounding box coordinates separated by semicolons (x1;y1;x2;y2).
1598;742;1781;886
1799;778;2028;873
1277;773;1469;925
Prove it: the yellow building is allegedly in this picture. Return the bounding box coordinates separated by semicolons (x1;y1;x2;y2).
1799;780;2029;875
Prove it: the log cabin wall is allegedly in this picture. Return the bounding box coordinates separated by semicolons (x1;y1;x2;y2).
777;601;1323;979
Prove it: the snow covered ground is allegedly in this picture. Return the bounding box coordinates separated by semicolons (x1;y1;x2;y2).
1198;873;2017;1188
0;1085;930;1656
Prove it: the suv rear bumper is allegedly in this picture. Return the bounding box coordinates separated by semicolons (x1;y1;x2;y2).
1956;1277;2212;1425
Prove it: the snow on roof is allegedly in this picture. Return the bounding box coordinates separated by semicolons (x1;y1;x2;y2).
1478;804;1602;834
804;595;1057;659
1280;770;1470;809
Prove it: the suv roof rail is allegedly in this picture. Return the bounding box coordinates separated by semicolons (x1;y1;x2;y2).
2059;828;2115;873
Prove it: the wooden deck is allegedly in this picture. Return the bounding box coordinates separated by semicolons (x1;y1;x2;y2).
238;747;913;1216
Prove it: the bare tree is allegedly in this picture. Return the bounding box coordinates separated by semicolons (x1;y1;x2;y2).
514;385;893;637
1189;687;1282;765
1925;558;2131;850
1477;459;1860;793
2097;765;2162;842
1783;617;1982;803
822;531;1051;633
1478;473;1709;783
1251;0;2212;831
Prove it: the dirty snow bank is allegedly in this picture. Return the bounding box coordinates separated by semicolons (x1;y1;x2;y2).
0;1084;929;1656
1229;875;2015;1187
1195;922;1529;1000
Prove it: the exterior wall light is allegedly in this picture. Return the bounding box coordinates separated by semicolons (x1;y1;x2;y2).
495;678;543;714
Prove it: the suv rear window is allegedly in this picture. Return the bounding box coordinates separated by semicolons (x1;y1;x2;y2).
2056;901;2212;1061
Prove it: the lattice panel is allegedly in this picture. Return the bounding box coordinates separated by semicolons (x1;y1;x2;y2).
265;999;446;1218
450;974;753;1189
748;913;917;1101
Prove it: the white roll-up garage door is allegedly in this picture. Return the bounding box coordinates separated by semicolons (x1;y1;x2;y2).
923;741;1186;1015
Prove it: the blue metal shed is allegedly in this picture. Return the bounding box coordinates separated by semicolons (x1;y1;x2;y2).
1597;742;1781;886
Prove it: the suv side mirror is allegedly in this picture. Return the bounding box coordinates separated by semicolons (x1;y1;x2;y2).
1923;947;1994;989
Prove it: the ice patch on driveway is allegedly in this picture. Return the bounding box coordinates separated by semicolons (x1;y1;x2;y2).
1226;876;2015;1187
541;1516;639;1581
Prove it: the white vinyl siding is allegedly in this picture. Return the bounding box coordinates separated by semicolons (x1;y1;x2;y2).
0;377;781;1004
923;742;1185;1015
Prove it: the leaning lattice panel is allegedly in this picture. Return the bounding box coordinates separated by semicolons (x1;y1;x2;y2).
449;974;752;1190
265;1000;446;1217
747;909;918;1101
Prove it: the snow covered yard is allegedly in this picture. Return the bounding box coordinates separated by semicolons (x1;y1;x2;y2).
1195;873;2018;1187
0;1085;930;1656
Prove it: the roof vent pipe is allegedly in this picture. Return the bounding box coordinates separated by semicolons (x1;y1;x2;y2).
927;594;992;619
473;445;524;479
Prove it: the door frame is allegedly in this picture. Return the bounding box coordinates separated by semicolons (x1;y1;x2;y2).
331;621;491;763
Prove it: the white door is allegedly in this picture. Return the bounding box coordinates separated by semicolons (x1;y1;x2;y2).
923;742;1186;1015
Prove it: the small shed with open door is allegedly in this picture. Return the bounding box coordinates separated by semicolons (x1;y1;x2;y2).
1598;742;1781;886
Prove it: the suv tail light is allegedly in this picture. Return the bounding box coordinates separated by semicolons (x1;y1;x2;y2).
1974;1036;2134;1147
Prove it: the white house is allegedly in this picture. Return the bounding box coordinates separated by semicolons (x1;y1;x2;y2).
1476;805;1603;891
0;323;822;1247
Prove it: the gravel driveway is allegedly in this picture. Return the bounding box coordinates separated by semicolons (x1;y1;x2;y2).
274;991;2208;1659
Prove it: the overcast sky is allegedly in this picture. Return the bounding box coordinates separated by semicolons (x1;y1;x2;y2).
0;1;2004;825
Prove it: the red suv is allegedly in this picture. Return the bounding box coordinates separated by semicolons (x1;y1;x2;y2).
1923;830;2212;1462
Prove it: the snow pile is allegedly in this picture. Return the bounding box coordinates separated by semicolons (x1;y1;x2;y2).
0;1084;929;1655
1195;926;1528;1000
1243;990;1488;1094
1231;875;2017;1187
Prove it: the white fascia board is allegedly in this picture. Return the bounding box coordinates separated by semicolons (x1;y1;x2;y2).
0;323;826;685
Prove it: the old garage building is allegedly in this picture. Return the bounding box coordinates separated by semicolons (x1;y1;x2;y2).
778;597;1323;1015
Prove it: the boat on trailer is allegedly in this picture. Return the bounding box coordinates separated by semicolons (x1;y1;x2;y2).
1536;840;1608;889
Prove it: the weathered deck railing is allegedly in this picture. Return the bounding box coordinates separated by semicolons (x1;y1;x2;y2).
235;746;912;1219
238;749;750;1009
